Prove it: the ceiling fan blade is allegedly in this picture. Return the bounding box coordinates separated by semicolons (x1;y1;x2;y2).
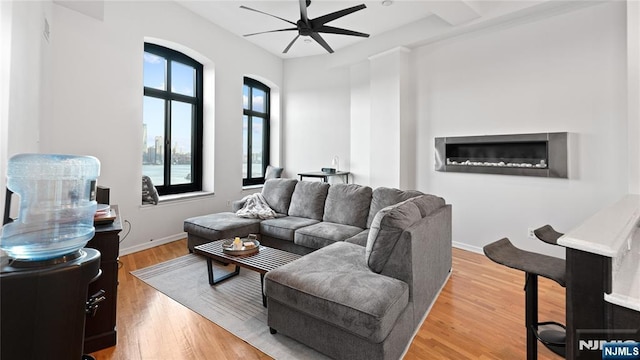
240;5;297;26
310;32;334;53
315;25;369;38
283;35;300;53
299;0;309;24
311;4;366;27
243;28;298;37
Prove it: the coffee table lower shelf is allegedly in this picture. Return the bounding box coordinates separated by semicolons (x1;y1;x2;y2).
194;240;302;307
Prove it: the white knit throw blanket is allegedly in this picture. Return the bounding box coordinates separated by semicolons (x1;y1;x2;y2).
235;193;277;219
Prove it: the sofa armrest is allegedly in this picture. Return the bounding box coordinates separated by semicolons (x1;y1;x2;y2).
379;204;452;316
231;199;246;212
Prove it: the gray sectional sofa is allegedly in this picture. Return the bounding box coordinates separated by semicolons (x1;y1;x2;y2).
183;178;452;360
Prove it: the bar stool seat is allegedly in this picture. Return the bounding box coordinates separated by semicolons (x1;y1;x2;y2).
484;238;566;287
533;224;564;246
484;237;566;359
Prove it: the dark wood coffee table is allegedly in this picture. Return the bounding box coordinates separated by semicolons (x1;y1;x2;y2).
194;239;302;307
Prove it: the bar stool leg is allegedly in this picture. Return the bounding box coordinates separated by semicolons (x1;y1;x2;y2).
525;273;538;360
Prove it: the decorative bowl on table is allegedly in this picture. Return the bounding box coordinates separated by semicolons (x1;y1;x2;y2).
221;238;260;256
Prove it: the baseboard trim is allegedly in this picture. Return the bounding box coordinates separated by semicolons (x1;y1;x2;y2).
453;241;484;254
119;233;186;256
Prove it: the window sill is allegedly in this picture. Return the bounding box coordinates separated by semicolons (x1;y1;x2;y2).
242;184;263;191
140;191;214;209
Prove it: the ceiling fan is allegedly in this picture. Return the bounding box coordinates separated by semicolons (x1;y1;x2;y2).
240;0;370;54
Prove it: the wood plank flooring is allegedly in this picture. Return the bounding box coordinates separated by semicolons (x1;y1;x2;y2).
90;239;565;360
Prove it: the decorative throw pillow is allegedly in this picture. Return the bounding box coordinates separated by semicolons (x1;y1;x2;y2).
265;165;283;180
142;175;159;205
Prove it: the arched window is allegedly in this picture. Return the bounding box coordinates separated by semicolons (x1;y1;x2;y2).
143;43;203;195
243;77;270;186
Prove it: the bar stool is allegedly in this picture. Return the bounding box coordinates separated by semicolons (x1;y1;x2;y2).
533;224;564;246
483;235;566;359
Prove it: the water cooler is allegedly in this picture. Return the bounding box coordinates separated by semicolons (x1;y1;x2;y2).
0;154;103;360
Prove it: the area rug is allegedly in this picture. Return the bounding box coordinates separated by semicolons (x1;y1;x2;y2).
131;253;330;360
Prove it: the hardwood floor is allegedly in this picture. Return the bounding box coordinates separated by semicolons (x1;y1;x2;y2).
90;239;565;360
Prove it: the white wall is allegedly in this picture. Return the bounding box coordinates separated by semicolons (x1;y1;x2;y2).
283;56;351;179
6;1;283;254
0;0;12;211
349;61;371;185
416;1;628;256
1;1;53;215
628;1;640;195
283;1;631;257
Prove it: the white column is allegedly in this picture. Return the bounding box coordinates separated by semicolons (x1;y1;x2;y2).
349;61;371;186
628;1;640;194
368;47;414;189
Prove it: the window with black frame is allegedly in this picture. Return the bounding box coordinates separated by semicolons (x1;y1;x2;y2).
243;78;270;186
142;43;203;196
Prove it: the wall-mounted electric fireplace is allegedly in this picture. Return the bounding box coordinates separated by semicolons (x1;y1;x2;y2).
435;132;568;178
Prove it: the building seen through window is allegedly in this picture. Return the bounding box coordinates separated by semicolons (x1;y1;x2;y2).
142;43;203;195
243;77;270;186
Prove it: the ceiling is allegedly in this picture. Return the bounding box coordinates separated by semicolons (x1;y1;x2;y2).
55;1;587;60
174;0;487;59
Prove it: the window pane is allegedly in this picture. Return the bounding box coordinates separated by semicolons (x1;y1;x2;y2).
243;115;249;179
143;52;166;90
171;61;195;96
252;88;266;113
170;101;193;185
243;85;250;110
142;96;165;186
251;117;264;178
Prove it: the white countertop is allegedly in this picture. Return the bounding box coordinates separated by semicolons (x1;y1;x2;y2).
558;194;640;312
558;194;640;257
604;229;640;311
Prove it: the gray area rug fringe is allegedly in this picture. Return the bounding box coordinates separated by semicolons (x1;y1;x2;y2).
131;253;329;360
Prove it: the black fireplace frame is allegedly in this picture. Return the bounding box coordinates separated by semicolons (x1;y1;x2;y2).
435;132;568;178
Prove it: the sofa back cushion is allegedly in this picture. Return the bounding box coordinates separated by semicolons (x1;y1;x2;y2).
365;197;422;273
410;194;446;218
366;187;424;228
261;178;298;215
323;183;372;228
288;181;330;221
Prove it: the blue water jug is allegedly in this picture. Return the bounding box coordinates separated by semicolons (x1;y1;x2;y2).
0;154;100;260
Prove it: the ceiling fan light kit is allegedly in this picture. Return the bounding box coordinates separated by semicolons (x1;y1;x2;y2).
241;0;370;54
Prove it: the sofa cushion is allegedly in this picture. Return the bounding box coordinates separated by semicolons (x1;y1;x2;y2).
366;187;423;228
345;229;369;247
409;194;446;218
323;183;372;228
264;242;409;343
294;222;364;249
262;178;298;215
260;216;319;242
183;212;261;240
366;199;422;273
288;181;330;221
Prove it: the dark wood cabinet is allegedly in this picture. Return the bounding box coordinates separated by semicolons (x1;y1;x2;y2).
84;205;122;354
565;247;640;360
